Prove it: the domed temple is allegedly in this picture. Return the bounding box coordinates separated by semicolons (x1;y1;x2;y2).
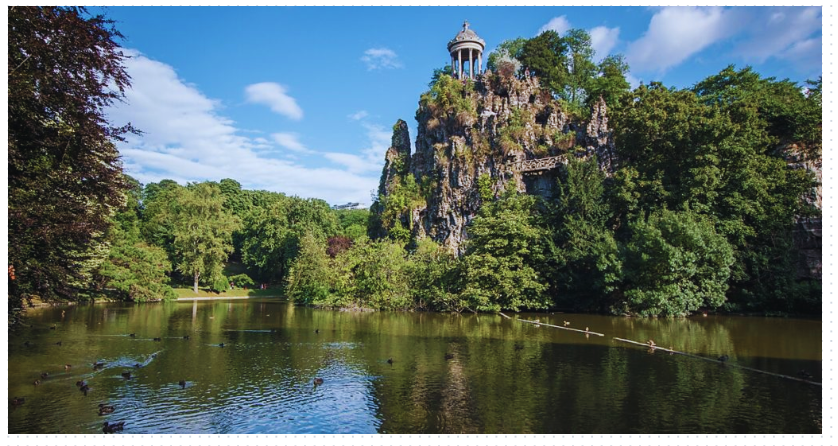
448;21;485;80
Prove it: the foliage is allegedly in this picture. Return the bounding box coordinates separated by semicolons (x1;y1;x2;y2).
335;209;370;240
98;241;177;302
459;192;551;312
518;28;629;114
327;236;354;258
587;55;631;109
154;182;241;293
612;71;820;313
228;273;255;288
549;156;622;311
428;64;454;88
420;73;477;121
520;30;566;93
486;37;526;72
241;196;339;282
8;7;134;309
477;173;494;202
619;210;735;316
373;174;424;244
285;232;332;304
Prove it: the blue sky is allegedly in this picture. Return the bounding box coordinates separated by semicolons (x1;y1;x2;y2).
101;6;822;206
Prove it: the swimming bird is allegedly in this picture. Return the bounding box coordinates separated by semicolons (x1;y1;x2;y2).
55;341;62;346
93;362;105;370
33;379;41;386
718;355;729;362
40;372;49;379
128;333;136;338
50;324;56;330
313;377;324;385
315;329;319;334
80;384;90;396
387;358;393;364
153;337;162;341
219;343;225;348
179;380;186;388
647;340;656;347
102;421;125;434
121;372;131;379
444;353;455;360
563;321;570;327
98;404;115;415
514;343;524;351
183;335;190;340
64;364;71;371
134;363;141;369
798;369;814;380
76;380;86;387
11;397;25;406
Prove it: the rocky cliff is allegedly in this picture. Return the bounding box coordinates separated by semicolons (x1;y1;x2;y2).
374;72;615;252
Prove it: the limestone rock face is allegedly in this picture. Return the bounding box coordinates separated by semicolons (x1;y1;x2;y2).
377;119;411;197
781;142;823;279
375;73;615;253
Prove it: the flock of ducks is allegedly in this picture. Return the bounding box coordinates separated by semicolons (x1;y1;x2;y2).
14;315;818;433
13;326;336;434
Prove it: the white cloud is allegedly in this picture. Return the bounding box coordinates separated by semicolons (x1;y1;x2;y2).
538;15;571;36
244;82;303;120
324;123;390;175
589;26;620;61
626;7;739;73
271;132;312;154
106;50;377;205
361;48;403;70
348;110;369;121
732;7;821;72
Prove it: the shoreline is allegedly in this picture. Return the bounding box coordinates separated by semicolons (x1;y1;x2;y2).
176;295;284;301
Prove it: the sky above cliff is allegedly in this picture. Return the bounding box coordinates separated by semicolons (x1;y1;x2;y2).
101;6;822;206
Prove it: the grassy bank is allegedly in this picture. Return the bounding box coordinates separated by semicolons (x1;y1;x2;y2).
173;287;284;298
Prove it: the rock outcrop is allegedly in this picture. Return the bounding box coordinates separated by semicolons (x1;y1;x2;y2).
374;73;614;253
781;142;823;280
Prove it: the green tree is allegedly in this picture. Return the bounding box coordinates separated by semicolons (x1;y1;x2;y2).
285;232;332;304
619;210;734;316
460;192;550;312
241;196;339;282
486;37;527;72
561;29;597;107
8;7;134;310
160;183;241;294
519;30;566;94
587;54;631;108
550;156;622;311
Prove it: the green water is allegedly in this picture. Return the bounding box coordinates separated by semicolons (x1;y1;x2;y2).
8;299;822;434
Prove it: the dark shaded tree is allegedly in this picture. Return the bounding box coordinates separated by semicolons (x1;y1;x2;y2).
8;7;135;310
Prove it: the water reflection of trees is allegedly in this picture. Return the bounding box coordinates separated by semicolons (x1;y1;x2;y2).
10;303;821;434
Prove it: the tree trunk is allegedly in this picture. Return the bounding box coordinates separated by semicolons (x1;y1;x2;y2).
193;271;199;295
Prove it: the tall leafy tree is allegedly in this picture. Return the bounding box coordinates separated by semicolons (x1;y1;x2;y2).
519;30;567;94
549;156;622;311
8;7;134;310
460;192;551;312
561;29;597;107
587;55;631;108
159;183;241;293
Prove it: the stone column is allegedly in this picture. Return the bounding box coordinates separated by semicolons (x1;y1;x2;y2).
468;48;473;79
458;49;463;79
478;52;482;75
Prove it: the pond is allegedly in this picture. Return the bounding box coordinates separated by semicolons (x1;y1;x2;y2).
8;299;822;434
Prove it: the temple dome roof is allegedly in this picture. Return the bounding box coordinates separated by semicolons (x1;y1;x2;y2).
448;21;485;51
